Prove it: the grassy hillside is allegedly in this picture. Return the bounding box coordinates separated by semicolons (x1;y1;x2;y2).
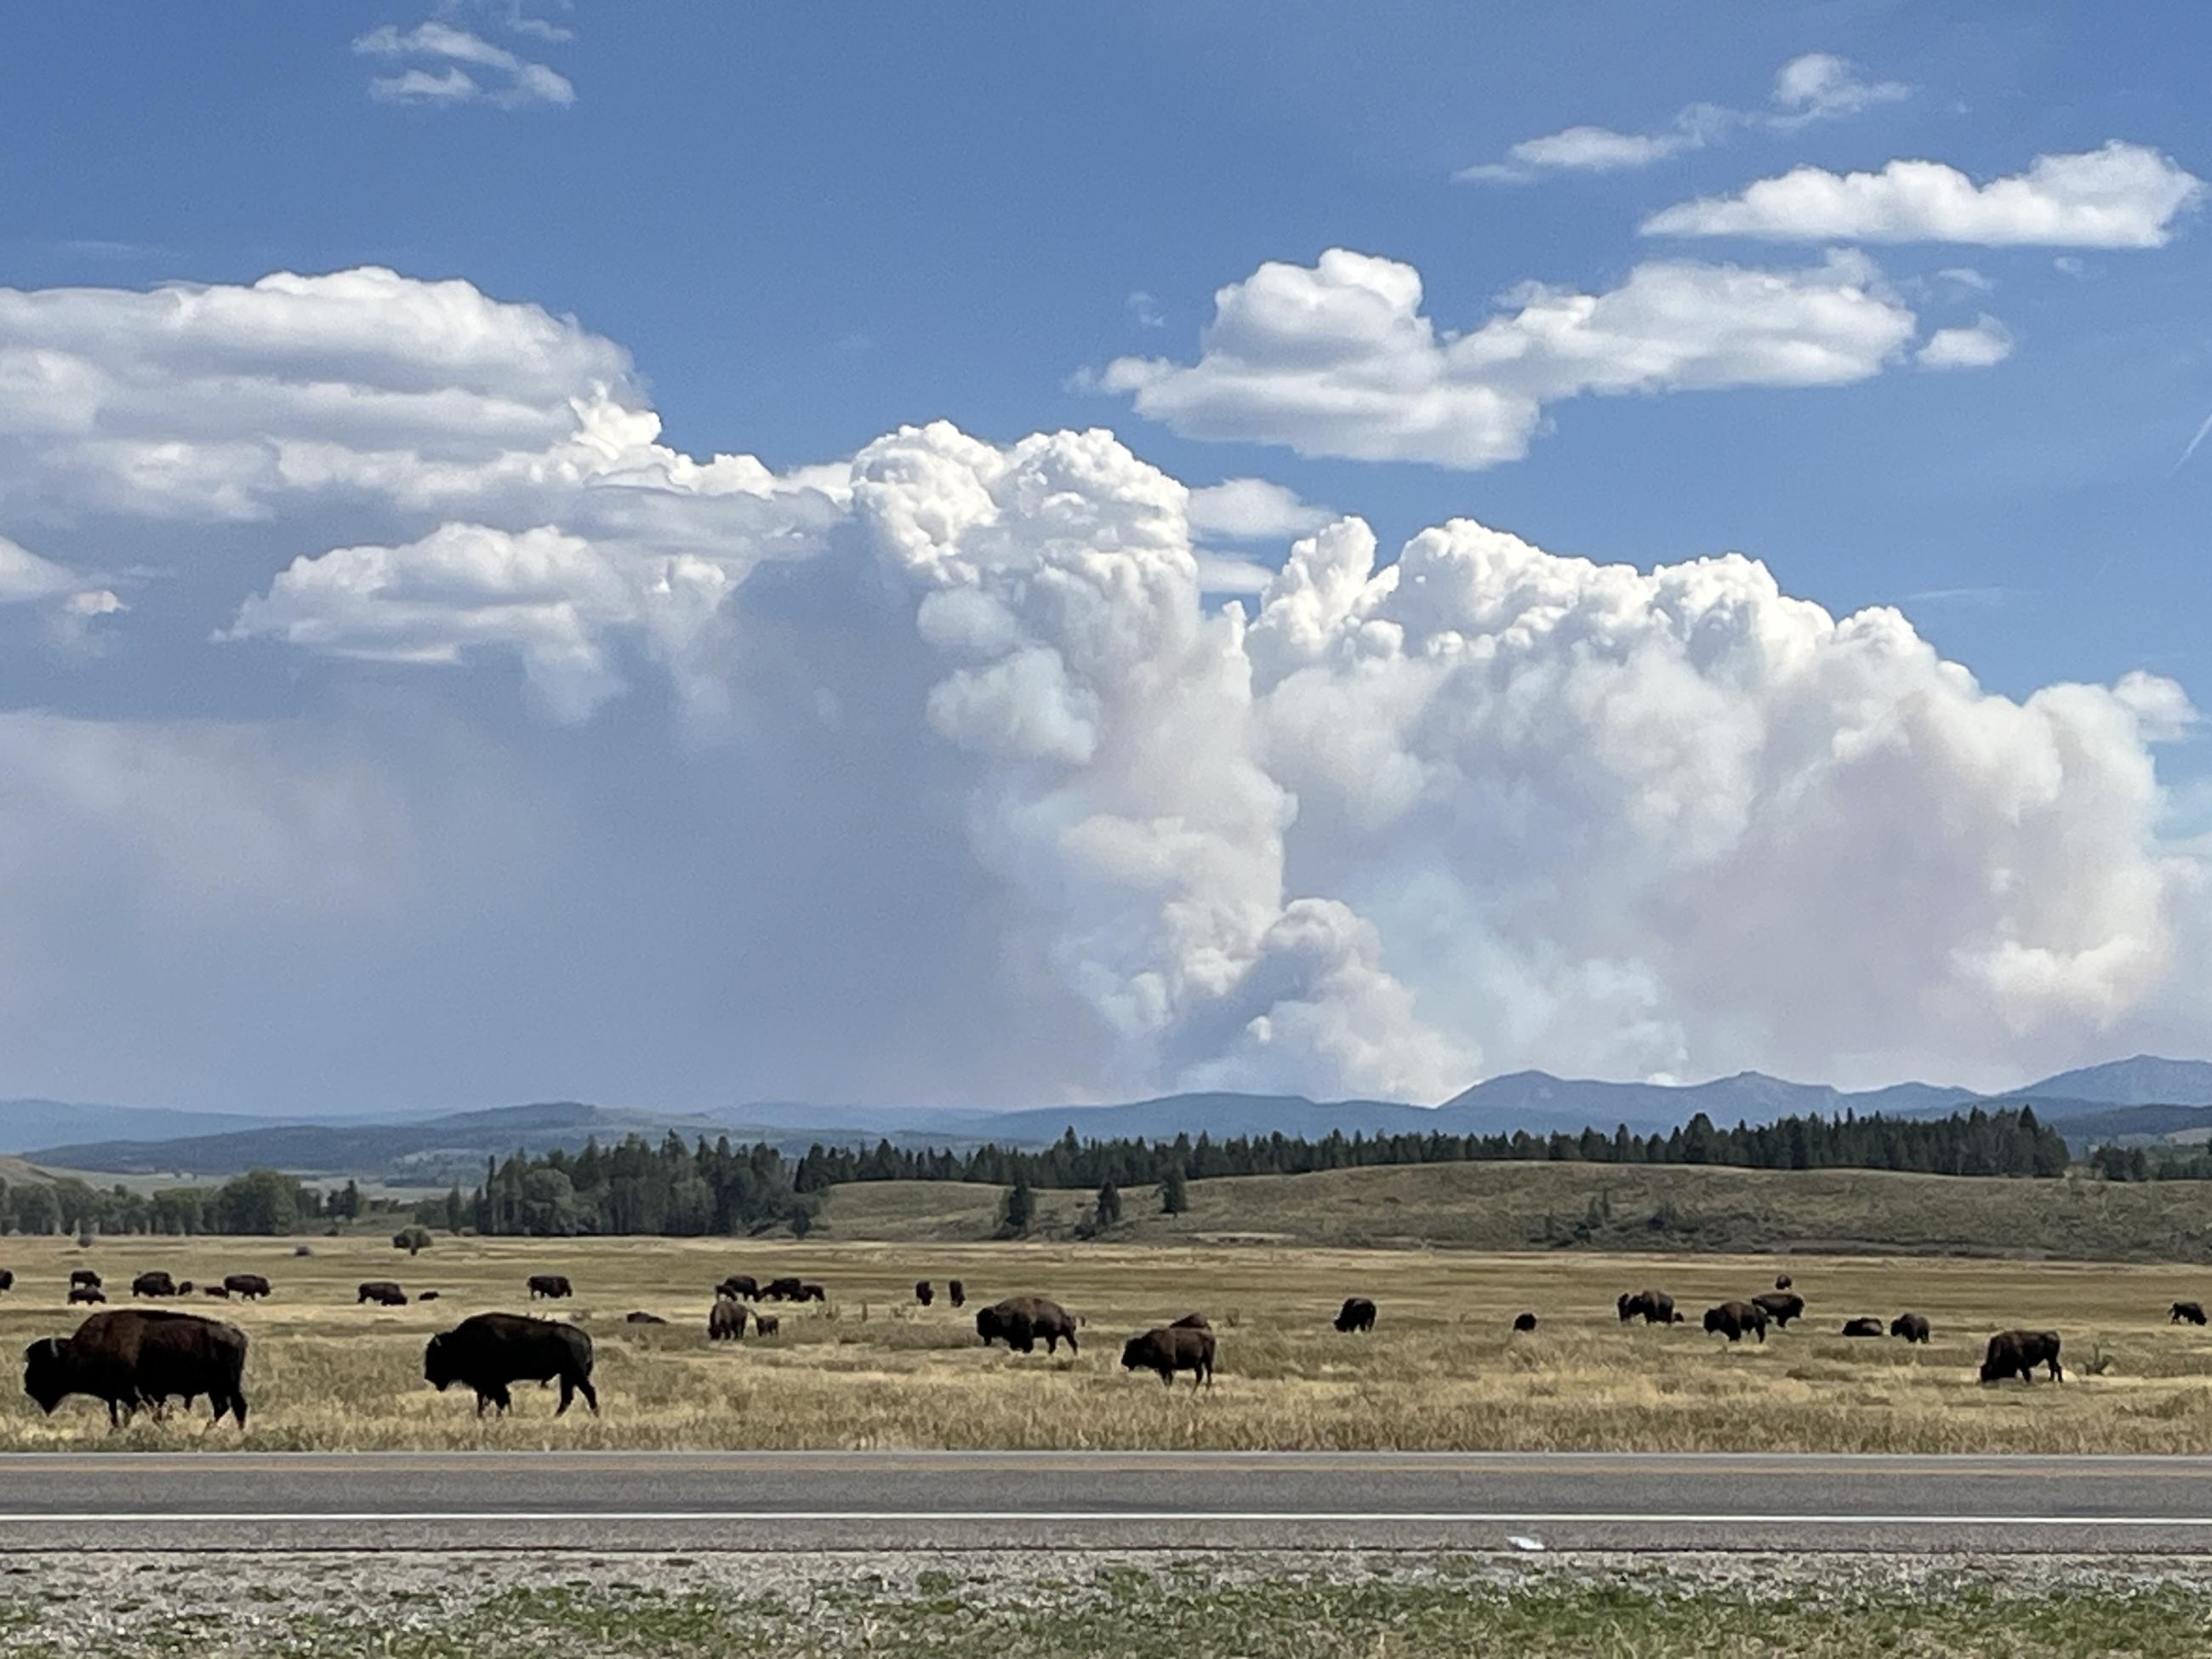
818;1159;2212;1261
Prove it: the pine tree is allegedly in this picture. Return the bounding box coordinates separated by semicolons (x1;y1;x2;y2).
997;1174;1035;1238
1160;1163;1189;1215
1094;1180;1122;1229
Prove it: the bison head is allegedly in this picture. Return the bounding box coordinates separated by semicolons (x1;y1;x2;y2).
21;1339;71;1414
974;1308;1001;1345
1702;1308;1726;1334
1119;1335;1151;1372
423;1332;457;1392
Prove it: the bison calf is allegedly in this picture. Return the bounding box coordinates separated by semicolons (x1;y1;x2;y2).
753;1313;780;1337
1121;1324;1214;1388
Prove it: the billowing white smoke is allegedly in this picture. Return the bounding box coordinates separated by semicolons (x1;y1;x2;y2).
0;267;2201;1102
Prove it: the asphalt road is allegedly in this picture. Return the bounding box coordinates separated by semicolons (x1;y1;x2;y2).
4;1451;2212;1552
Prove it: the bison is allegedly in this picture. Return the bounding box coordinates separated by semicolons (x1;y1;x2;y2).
977;1295;1080;1355
1617;1290;1679;1325
131;1271;178;1299
753;1313;780;1337
624;1311;667;1325
0;1270;12;1293
1169;1312;1211;1331
67;1287;105;1307
1121;1324;1215;1388
69;1270;100;1291
417;1291;440;1302
1774;1274;1793;1290
761;1277;803;1302
356;1280;408;1307
948;1280;966;1308
1702;1301;1767;1343
1752;1291;1805;1327
1333;1297;1377;1334
715;1275;760;1302
708;1300;745;1342
796;1282;827;1303
1513;1311;1539;1333
915;1280;935;1307
1841;1317;1884;1337
201;1284;231;1298
23;1308;248;1429
222;1274;271;1301
1981;1329;2063;1385
526;1274;573;1301
2172;1301;2207;1326
1890;1312;1932;1343
424;1313;597;1417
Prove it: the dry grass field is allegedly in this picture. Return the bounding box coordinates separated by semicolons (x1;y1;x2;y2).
5;1226;2212;1454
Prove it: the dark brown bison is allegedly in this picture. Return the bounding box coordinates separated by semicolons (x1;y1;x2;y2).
356;1280;407;1307
1513;1311;1538;1333
69;1270;100;1291
1841;1317;1884;1337
796;1282;827;1303
23;1308;248;1429
1702;1301;1767;1343
1981;1330;2063;1385
915;1280;935;1307
1120;1324;1215;1388
201;1284;230;1298
1169;1312;1211;1331
1333;1297;1377;1333
67;1286;105;1306
624;1311;667;1325
761;1276;803;1302
526;1274;573;1301
708;1300;745;1342
1617;1290;1680;1325
753;1313;780;1337
948;1280;966;1308
0;1270;12;1293
715;1275;760;1302
977;1295;1080;1355
1774;1274;1793;1290
2172;1301;2207;1326
417;1291;440;1301
1890;1312;1931;1343
131;1271;178;1299
424;1313;597;1417
1752;1291;1805;1327
222;1274;271;1301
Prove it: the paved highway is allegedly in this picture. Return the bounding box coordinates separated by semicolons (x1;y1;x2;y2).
3;1451;2211;1552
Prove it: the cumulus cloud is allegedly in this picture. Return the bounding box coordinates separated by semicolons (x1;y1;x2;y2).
1100;247;1926;468
1644;140;2204;247
355;20;574;108
1458;53;1904;183
0;265;2205;1106
1916;314;2014;370
1186;478;1334;541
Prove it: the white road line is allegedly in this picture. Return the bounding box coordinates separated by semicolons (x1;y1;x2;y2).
0;1512;2207;1526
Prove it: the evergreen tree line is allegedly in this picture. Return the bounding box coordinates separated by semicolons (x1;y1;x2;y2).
0;1169;393;1237
2087;1143;2212;1182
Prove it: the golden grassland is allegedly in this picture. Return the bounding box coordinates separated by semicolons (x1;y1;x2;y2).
5;1224;2212;1454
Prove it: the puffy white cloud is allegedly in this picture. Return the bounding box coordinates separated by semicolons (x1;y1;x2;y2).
1644;141;2204;247
0;265;2204;1106
1103;248;1923;468
1917;315;2014;370
1458;54;1902;184
354;20;574;109
1186;477;1333;541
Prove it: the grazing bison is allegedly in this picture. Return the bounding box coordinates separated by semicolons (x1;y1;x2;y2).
67;1287;105;1307
1617;1290;1680;1325
131;1271;178;1299
1841;1317;1884;1337
1169;1312;1212;1331
753;1313;780;1337
915;1280;934;1307
1890;1313;1932;1343
796;1282;827;1303
1981;1330;2064;1385
624;1311;667;1325
708;1300;745;1342
715;1275;760;1302
977;1295;1080;1355
417;1291;440;1302
1513;1311;1539;1333
0;1270;12;1293
526;1274;573;1301
222;1274;271;1301
22;1308;248;1429
1752;1291;1806;1327
70;1270;100;1291
2172;1301;2207;1326
1775;1274;1793;1290
1333;1297;1377;1334
761;1277;803;1302
424;1313;597;1417
948;1280;966;1308
1121;1324;1215;1388
201;1284;230;1298
356;1280;408;1307
1702;1301;1767;1343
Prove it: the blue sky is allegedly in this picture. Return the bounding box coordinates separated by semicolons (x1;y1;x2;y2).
0;2;2205;1114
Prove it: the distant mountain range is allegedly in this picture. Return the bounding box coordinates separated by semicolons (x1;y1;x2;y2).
10;1055;2212;1184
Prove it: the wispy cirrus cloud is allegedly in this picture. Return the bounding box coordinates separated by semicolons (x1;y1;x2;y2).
1458;53;1906;185
355;20;575;109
